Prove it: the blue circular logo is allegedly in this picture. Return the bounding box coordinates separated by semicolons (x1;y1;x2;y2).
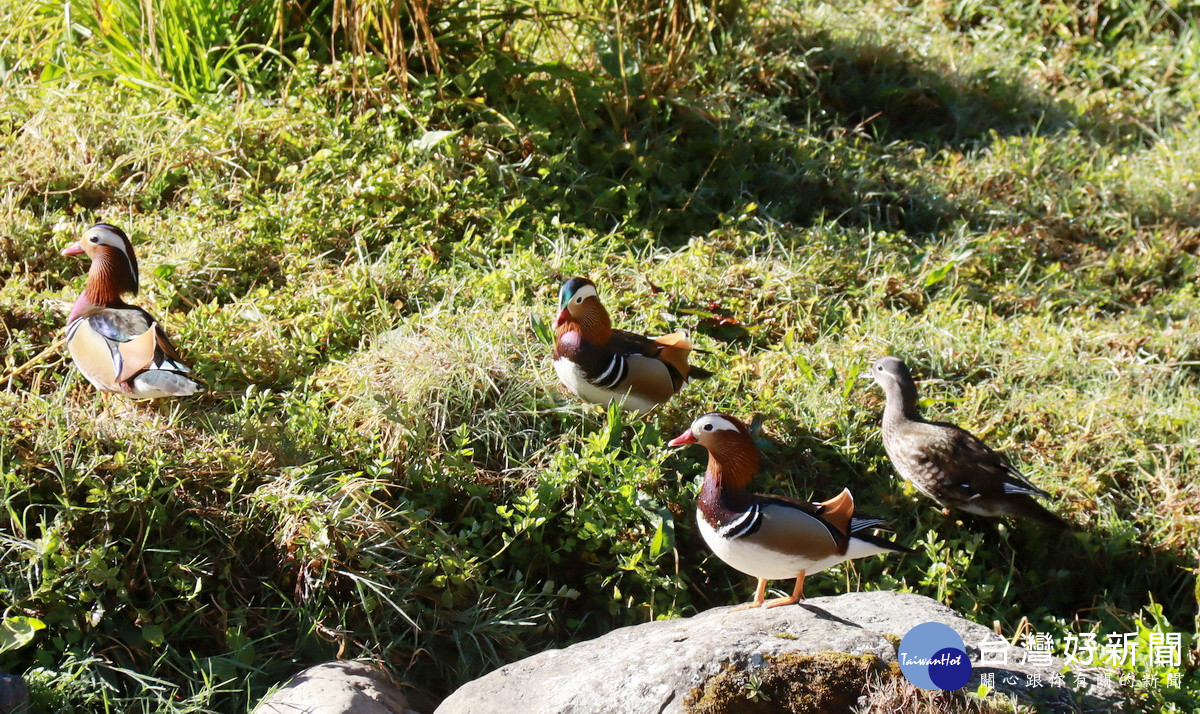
898;622;972;691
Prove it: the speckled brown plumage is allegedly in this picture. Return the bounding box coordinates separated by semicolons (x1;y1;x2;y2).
870;357;1070;528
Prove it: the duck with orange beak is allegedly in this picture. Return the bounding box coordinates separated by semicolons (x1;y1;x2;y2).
552;277;712;415
669;413;911;609
62;223;202;399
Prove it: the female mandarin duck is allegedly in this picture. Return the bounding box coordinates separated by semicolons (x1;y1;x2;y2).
553;277;712;415
63;223;203;399
869;357;1068;528
668;413;911;609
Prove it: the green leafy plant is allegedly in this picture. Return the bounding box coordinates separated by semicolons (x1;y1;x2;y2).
0;615;45;654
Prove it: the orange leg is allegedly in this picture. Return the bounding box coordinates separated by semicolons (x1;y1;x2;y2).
731;578;768;611
764;571;805;608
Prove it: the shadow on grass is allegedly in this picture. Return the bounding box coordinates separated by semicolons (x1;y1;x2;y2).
950;515;1198;639
498;24;1167;245
1010;525;1197;633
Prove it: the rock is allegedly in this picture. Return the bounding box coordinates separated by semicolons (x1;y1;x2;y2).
253;661;418;714
0;672;29;714
436;591;1123;714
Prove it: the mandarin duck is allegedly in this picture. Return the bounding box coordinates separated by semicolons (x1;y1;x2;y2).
553;277;713;415
668;413;911;609
62;224;203;399
869;357;1068;528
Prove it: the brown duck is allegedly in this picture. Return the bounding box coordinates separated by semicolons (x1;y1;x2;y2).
869;356;1068;528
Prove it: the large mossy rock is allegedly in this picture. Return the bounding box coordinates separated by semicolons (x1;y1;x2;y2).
436;591;1124;714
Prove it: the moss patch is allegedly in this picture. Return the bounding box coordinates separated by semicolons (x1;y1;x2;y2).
684;651;892;713
683;651;1009;714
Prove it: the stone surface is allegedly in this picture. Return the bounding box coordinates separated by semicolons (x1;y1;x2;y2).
436;591;1124;714
253;661;416;714
0;672;29;714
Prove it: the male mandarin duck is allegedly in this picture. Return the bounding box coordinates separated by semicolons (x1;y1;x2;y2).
869;356;1069;528
63;223;203;399
668;413;911;609
553;277;713;415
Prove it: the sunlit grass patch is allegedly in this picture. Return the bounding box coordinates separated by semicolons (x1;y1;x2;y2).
320;304;559;465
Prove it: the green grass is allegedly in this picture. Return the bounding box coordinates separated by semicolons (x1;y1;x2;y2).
1;0;1198;711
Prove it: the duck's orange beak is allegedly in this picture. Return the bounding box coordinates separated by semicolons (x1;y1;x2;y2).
554;307;571;328
62;242;85;256
667;429;697;447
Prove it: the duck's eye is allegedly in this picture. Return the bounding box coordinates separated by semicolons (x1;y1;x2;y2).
574;296;583;304
703;423;714;432
89;236;99;243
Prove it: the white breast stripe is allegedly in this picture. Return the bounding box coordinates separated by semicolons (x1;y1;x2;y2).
718;505;762;539
597;355;620;384
613;357;628;387
597;354;627;389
